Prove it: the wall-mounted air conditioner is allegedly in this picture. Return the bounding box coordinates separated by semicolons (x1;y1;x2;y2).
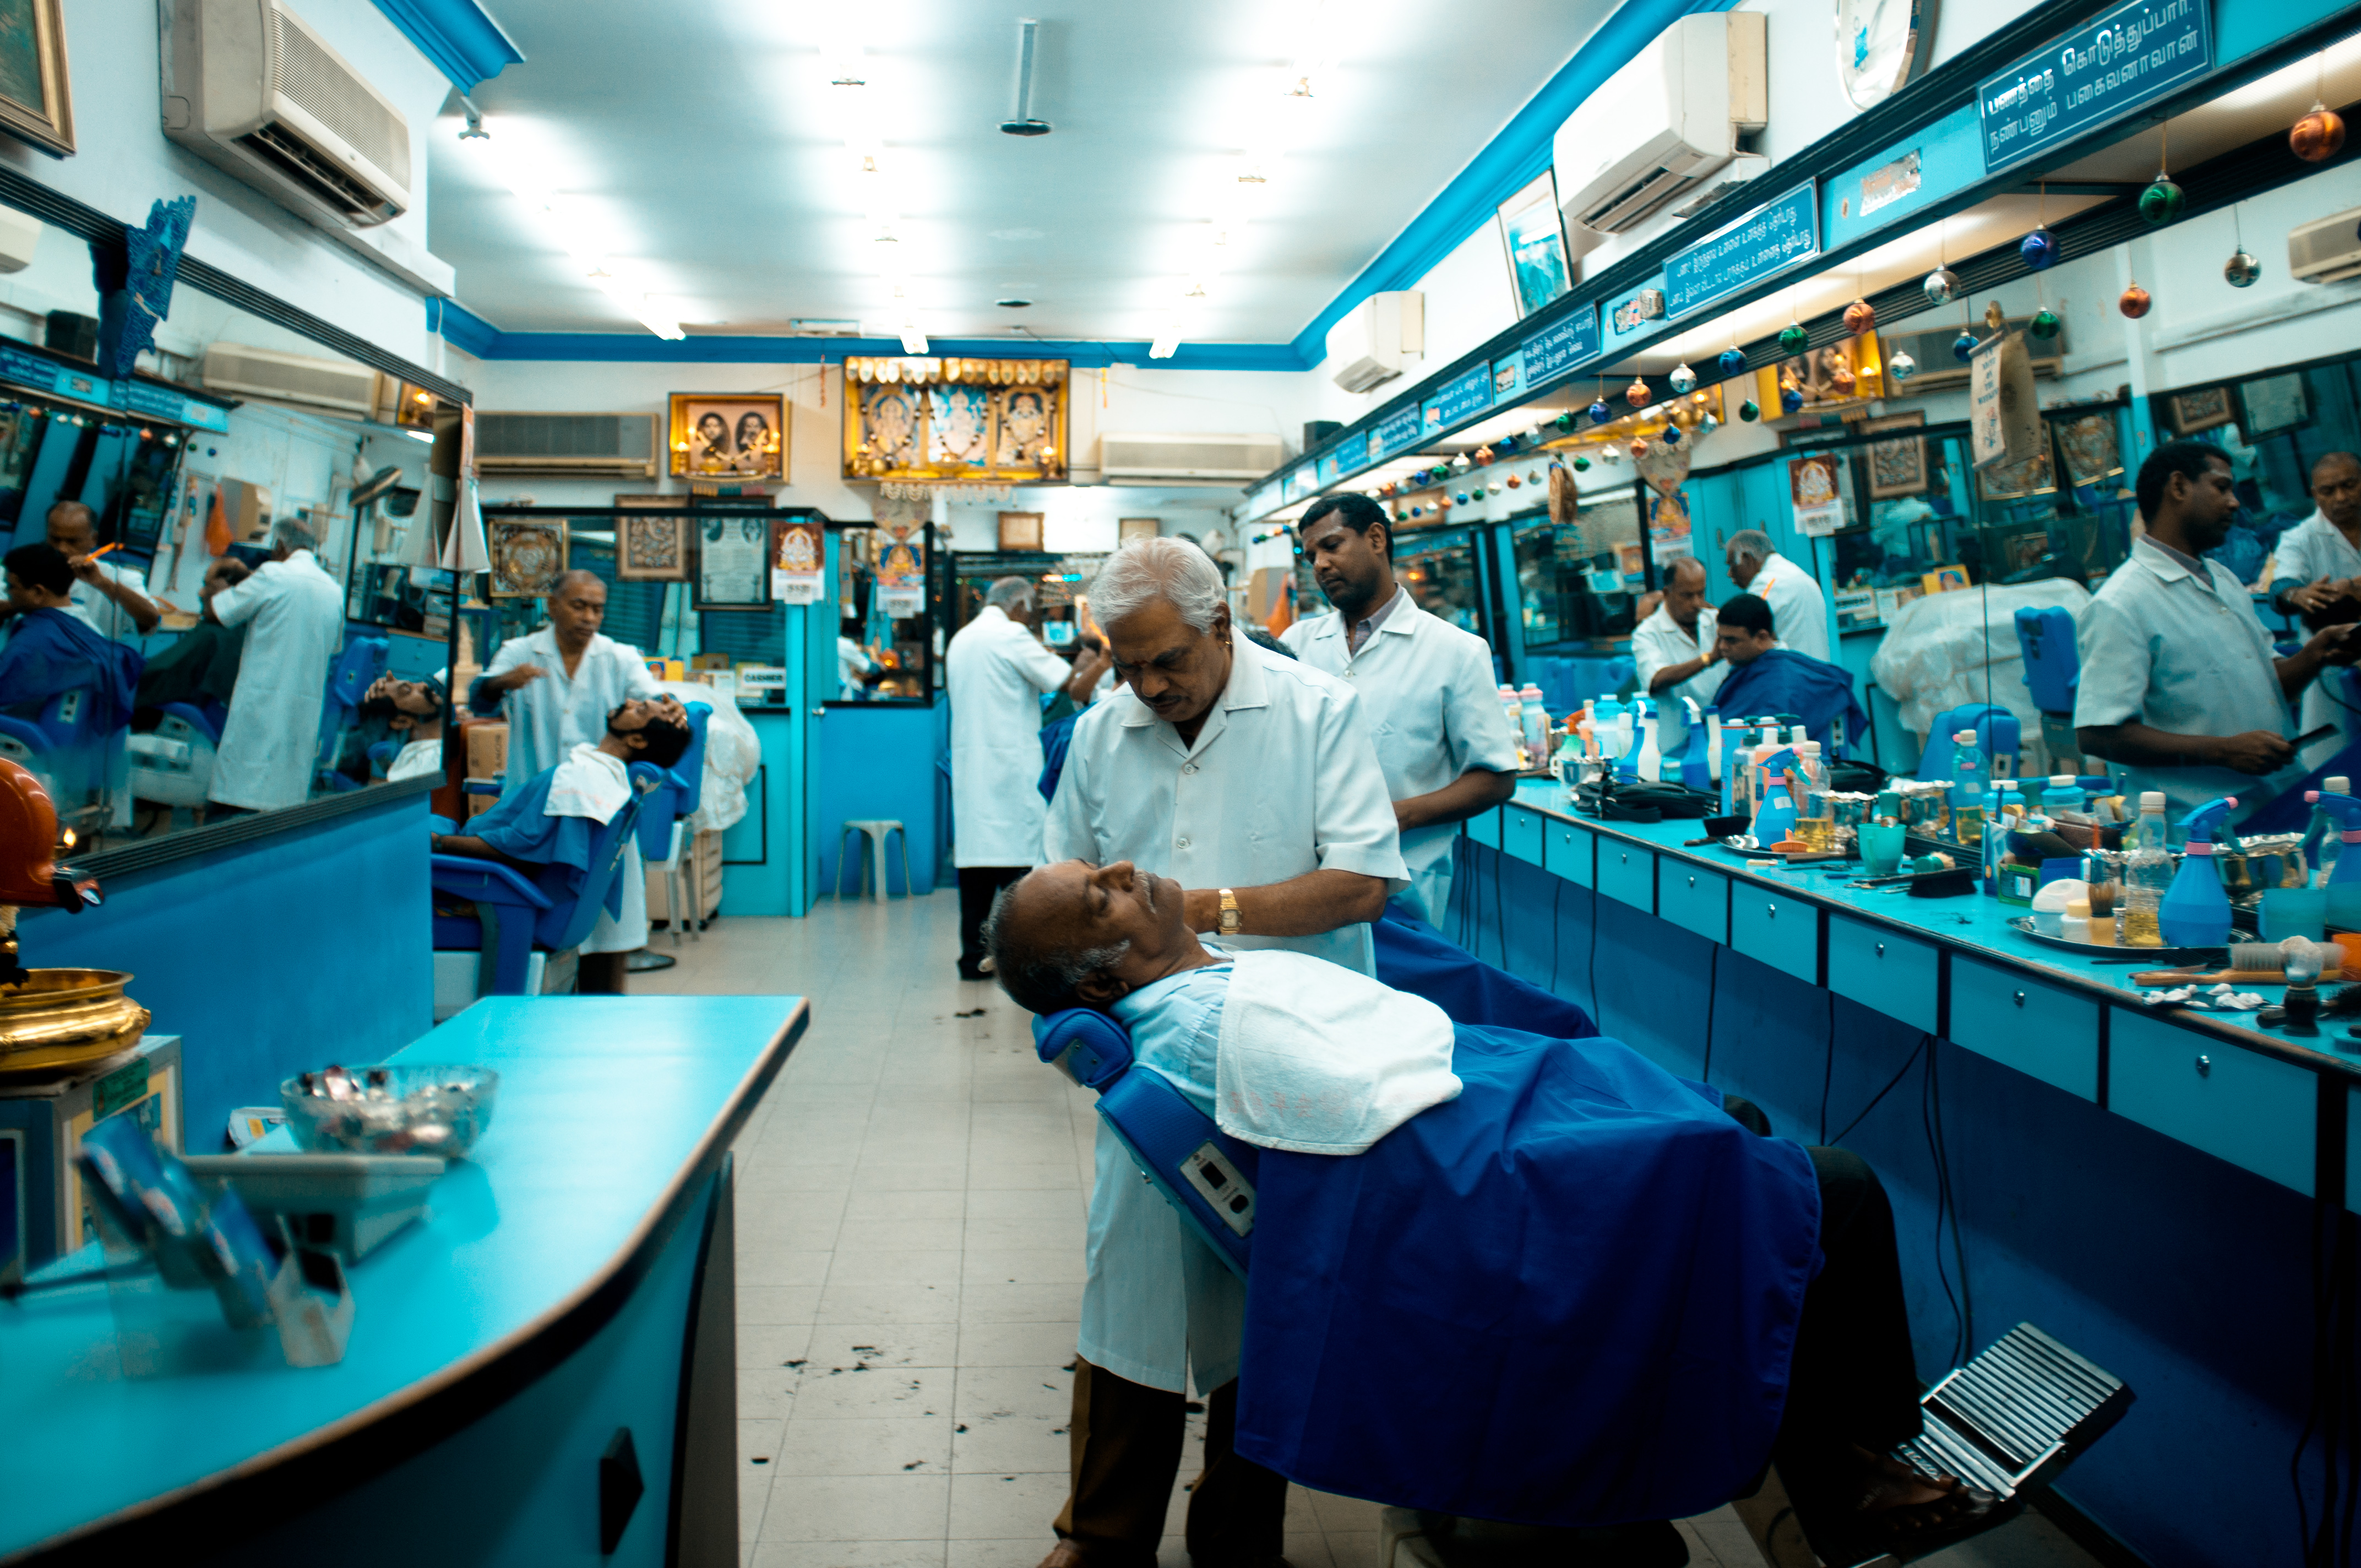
201;341;381;417
162;0;412;231
1554;12;1766;237
1326;291;1426;395
476;413;660;479
2291;207;2361;285
1101;432;1285;486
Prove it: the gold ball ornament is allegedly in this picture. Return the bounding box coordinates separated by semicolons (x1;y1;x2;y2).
2119;284;2152;319
2293;103;2347;164
1842;298;1876;336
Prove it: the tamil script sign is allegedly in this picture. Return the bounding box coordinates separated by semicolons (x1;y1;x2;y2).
1663;182;1818;318
1978;0;2210;173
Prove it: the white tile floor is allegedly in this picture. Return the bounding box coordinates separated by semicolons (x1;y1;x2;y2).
634;892;2107;1568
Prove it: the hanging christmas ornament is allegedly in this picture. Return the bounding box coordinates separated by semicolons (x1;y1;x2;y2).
1717;346;1747;376
1627;438;1649;460
2028;309;2061;341
1587;397;1612;424
1505;475;1521;489
1451;454;1471;474
1779;384;1804;416
1527;470;1541;484
1830;358;1857;393
1924;267;1961;305
1571;456;1591;472
1408;505;1424;518
1983;300;2008;332
1497;435;1519;454
1625;377;1651;407
1474;445;1494;466
2139;172;2184;226
1662;423;1682;445
1842;297;1876;336
2225;249;2262;287
1553;410;1576;433
1886;349;1919;382
1951;330;1977;362
2021;227;2060;270
1738;399;1760;423
1778;323;1809;355
1700;412;1720;433
2293;101;2346;163
2119;284;2152;318
1669;362;1698;394
1453;491;1469;505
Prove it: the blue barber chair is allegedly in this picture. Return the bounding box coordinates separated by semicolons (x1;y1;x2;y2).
315;635;390;791
1914;703;2021;781
428;760;662;1019
128;699;227;819
639;701;711;946
2014;605;2083;771
0;687;126;826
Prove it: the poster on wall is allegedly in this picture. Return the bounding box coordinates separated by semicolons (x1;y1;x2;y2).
487;517;567;598
694;513;772;610
874;524;925;618
1788;453;1846;537
1968;331;2039;469
1495;170;1572;320
842;358;1069;483
773;517;824;605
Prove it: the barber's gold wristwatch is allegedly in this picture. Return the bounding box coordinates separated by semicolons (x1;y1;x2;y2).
1218;888;1241;937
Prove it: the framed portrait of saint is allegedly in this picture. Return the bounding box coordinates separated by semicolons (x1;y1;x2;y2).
0;0;72;157
487;518;566;598
670;393;787;480
859;384;922;472
616;511;690;581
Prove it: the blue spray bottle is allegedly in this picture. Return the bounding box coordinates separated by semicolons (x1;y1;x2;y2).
1679;697;1712;791
1750;745;1801;845
2157;796;2238;948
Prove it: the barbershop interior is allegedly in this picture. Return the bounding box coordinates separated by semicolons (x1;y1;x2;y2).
25;1;2361;1566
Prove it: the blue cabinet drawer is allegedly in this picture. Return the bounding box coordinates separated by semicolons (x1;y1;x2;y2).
1947;958;2099;1102
1657;862;1728;944
1463;807;1502;850
1826;916;1939;1033
1545;819;1593;888
1597;841;1653;911
1729;883;1817;982
2113;1011;2314;1195
1501;803;1547;868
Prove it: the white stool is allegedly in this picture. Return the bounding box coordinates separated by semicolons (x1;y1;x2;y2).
836;819;911;901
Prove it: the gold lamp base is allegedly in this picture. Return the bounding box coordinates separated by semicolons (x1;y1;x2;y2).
0;968;150;1075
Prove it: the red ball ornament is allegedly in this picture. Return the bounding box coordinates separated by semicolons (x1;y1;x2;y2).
1627;437;1650;459
2119;284;2152;319
2293;104;2347;164
1625;377;1651;407
1842;297;1876;336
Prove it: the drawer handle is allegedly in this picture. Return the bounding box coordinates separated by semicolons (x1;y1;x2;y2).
1875;942;1886;957
2013;990;2026;1008
1766;903;1777;919
2195;1054;2212;1078
1687;875;1696;888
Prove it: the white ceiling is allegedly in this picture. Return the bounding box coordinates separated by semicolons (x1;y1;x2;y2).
428;0;1619;344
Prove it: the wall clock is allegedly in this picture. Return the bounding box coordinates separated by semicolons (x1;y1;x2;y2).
1837;0;1936;111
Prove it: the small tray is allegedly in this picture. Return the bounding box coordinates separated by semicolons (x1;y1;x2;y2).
2005;914;2254;964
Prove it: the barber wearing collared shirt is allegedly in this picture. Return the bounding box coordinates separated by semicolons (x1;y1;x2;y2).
2269;450;2361;769
1031;536;1405;1568
1631;555;1729;759
1281;494;1516;924
1724;528;1831;661
46;500;159;643
2077;441;2358;817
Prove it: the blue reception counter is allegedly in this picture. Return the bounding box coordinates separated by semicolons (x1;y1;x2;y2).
1456;781;2353;1567
0;994;804;1567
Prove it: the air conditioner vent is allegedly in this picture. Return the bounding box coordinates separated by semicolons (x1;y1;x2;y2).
476;412;659;478
268;8;407;188
233;123;396;224
200;341;382;416
1101;432;1284;484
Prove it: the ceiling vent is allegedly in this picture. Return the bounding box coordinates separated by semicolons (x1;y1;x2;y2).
1100;432;1285;486
1554;12;1766;237
1327;291;1426;395
476;413;660;478
2291;207;2361;285
200;341;381;417
162;0;412;230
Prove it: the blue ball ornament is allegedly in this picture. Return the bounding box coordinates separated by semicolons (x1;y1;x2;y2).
1662;424;1682;445
2021;227;2059;271
1717;347;1747;376
1779;385;1803;415
1587;399;1612;424
1951;330;1977;363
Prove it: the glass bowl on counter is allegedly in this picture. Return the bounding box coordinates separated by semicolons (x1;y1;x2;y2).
280;1064;501;1158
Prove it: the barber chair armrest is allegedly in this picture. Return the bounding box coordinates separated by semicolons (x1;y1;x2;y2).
429;854;555;911
156;701;222;747
0;715;46;752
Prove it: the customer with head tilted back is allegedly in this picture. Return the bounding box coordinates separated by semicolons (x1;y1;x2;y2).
1029;535;1405;1568
206;518;342;814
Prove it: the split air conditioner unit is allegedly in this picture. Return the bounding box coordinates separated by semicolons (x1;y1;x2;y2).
1327;291;1426;395
2291;206;2361;285
1554;12;1766;238
200;341;382;417
162;0;412;231
475;413;661;479
1100;432;1286;486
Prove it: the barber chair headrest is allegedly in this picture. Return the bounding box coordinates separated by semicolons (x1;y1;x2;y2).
1033;1008;1133;1091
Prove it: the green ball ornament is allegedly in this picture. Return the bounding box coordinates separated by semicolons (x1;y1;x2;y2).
2028;309;2061;341
1738;399;1760;423
1553;410;1575;432
1571;456;1591;472
2139;174;2185;226
1778;323;1809;355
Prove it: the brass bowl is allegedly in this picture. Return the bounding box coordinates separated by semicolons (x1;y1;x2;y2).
0;968;150;1074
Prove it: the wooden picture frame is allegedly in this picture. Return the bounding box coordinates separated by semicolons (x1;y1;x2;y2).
486;518;566;598
0;0;73;158
616;511;691;581
2053;412;2124;489
692;511;774;611
1864;433;1929;498
2166;386;2234;436
1119;517;1159;543
999;511;1045;551
670;393;787;480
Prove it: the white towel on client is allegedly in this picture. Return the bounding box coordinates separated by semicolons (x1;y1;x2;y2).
1215;949;1461;1155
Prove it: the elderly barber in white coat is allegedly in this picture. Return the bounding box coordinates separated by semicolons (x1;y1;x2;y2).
1726;528;1831;661
1282;494;1516;925
946;575;1109;979
1030;537;1405;1568
470;569;662;992
207;519;344;812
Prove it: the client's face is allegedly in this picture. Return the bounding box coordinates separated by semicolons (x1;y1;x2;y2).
1022;859;1188;979
1715;625;1776;667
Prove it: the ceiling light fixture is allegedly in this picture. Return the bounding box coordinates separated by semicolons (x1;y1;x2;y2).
901;322;930;355
1000;18;1052;136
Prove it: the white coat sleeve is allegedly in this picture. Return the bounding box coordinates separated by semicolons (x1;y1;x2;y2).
613;644;663;699
210;572;267;629
1443;638;1521;776
1042;713;1098;864
1312;686;1410;886
1008;631;1074;694
2071;595;2153;730
472;635;533;716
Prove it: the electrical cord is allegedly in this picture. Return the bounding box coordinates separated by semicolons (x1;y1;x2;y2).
1818;989;1836;1145
1827;1033;1927;1147
1923;1039;1972;1368
1701;943;1720;1083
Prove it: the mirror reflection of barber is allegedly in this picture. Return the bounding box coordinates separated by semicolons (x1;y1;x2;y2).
45;500;160;644
1724;528;1831;662
1631;555;1728;758
2268;450;2361;770
1284;495;1517;924
207;519;344;812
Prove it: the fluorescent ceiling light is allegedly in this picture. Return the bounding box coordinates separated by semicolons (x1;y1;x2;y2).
901;325;930;355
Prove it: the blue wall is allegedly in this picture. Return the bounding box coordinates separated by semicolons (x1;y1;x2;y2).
21;793;433;1145
813;702;944;898
1452;840;2321;1568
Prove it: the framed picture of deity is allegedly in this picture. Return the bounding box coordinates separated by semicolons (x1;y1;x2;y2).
670;393;787;480
616;510;690;581
993;384;1058;468
486;517;567;598
842;358;1070;482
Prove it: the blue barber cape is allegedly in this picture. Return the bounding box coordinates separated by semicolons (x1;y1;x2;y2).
1712;648;1869;756
1375;903;1598;1040
1233;1022;1821;1527
0;607;142;729
464;763;626;923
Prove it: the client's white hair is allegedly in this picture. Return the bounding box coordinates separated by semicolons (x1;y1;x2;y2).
1089;537;1225;633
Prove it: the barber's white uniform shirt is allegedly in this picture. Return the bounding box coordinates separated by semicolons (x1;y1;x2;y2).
2075;535;2295;818
67;560;147;645
207;549;343;810
947;605;1070;867
836;635;875;700
481;627;662;953
1045;639;1406;1393
1748;551;1832;662
1631;602;1727;759
2272;510;2361;769
1281;591;1517;924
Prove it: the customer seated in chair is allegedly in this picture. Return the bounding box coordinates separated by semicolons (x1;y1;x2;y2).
433;695;691;994
132;557;251;730
986;858;1992;1564
362;673;449;782
0;543;143;728
1710;591;1869;754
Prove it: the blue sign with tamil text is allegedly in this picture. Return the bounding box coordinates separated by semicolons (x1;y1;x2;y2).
1663;182;1818;318
1978;0;2209;173
0;345;231;434
1373;402;1424;458
1422;362;1492;434
1522;305;1601;389
1315;450;1342;487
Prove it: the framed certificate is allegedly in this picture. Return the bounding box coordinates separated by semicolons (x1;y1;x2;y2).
693;512;773;611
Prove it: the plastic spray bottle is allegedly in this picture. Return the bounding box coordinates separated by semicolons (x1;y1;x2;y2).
2313;776;2352;888
2159;797;2239;948
2309;790;2361;931
2121;791;2172;948
1635;701;1663;782
1518;684;1548;763
1949;729;1990;847
1751;745;1802;845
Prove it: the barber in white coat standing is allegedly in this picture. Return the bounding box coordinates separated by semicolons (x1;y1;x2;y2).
946;576;1108;979
1282;493;1516;925
1028;537;1404;1568
1726;527;1832;661
207;519;343;813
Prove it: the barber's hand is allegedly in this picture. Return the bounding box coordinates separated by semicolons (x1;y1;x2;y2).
2290;576;2338;616
365;674;398;702
493;663;548;690
2305;623;2361;666
2213;730;2296;775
